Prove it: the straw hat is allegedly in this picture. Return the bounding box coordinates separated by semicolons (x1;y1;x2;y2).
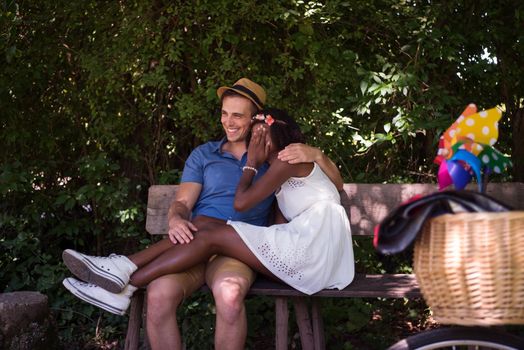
217;78;266;110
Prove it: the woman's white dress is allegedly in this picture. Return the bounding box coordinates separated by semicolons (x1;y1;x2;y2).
228;163;354;295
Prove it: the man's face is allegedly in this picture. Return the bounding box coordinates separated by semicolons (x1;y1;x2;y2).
220;95;255;143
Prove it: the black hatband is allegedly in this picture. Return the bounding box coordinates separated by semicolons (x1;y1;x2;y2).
230;84;263;108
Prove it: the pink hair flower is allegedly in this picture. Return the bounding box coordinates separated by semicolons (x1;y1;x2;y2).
252;113;275;126
253;114;265;121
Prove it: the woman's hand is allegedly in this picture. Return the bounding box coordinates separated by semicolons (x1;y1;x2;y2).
246;125;270;168
278;143;321;164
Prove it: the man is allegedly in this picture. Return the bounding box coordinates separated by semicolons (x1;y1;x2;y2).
145;77;343;349
146;78;272;350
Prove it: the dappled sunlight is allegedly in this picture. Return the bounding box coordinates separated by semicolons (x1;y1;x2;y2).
343;183;437;235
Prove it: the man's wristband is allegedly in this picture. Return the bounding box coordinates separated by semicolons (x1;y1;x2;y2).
242;166;258;176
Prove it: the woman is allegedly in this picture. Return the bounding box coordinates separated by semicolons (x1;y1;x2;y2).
63;109;354;315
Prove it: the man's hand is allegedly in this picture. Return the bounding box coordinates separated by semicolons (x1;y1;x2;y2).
167;183;202;244
277;143;321;164
168;217;198;244
278;143;344;190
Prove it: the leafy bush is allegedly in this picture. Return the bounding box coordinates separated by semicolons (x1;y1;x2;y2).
1;0;522;348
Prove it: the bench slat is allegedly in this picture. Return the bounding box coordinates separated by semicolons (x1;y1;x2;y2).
198;274;421;299
146;183;524;236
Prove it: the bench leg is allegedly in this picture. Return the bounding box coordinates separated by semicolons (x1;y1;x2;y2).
311;299;325;350
125;289;144;350
142;294;150;350
292;297;315;350
275;296;289;350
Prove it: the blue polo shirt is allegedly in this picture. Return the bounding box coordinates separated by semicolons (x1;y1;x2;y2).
181;138;274;226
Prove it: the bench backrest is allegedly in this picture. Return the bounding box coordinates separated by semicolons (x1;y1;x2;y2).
146;183;524;236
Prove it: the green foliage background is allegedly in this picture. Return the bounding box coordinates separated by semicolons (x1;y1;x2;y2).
1;0;523;349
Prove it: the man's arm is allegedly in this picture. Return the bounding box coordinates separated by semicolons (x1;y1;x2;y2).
167;182;202;244
277;143;344;191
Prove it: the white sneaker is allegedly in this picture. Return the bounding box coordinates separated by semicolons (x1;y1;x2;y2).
62;249;137;293
62;277;137;316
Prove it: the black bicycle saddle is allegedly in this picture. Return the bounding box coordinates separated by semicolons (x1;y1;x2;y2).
374;190;511;255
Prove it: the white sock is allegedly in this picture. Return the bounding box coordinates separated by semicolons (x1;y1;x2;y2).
122;284;138;297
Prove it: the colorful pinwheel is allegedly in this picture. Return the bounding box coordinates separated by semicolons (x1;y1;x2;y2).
434;104;512;192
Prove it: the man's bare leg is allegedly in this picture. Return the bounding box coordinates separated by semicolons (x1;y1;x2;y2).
206;256;255;350
146;264;206;350
146;277;183;350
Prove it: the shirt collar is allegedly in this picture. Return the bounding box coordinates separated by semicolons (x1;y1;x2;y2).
214;137;248;162
212;137;228;154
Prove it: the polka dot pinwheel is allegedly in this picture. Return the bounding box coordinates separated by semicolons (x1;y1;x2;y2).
434;103;512;192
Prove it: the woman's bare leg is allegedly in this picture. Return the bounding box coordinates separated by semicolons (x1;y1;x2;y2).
125;216;224;268
127;238;173;267
129;222;277;287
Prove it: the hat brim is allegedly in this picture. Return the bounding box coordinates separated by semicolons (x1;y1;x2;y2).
217;86;263;110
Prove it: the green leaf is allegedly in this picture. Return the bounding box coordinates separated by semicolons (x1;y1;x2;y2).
360;80;368;94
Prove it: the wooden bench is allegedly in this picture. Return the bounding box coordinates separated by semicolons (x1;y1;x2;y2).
125;182;524;350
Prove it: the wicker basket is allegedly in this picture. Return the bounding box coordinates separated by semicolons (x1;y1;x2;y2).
413;211;524;326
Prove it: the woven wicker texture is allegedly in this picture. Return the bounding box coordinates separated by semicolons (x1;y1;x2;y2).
414;211;524;326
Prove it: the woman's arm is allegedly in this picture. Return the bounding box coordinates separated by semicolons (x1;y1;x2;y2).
278;143;344;191
266;199;289;225
234;126;297;211
273;204;288;224
234;159;295;211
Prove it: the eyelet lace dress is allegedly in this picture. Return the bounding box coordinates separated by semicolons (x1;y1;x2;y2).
228;163;354;295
